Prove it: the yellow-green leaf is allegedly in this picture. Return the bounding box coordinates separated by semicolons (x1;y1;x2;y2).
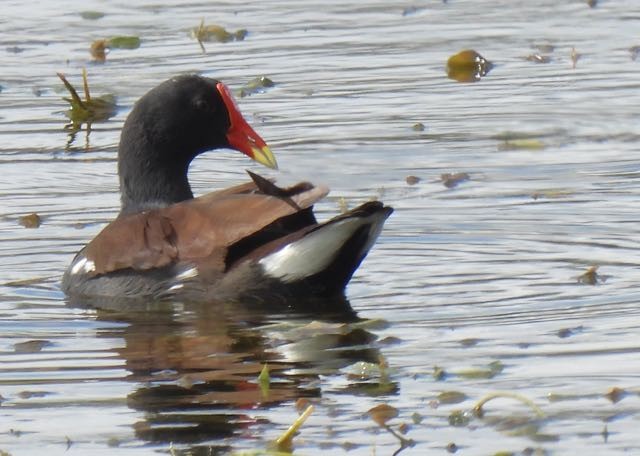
107;36;141;49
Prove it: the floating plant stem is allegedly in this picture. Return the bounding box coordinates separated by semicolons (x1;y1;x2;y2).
473;391;545;418
274;404;315;450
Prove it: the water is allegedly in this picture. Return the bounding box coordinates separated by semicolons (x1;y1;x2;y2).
2;0;640;454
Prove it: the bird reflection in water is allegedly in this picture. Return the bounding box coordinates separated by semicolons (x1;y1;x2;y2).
84;296;392;451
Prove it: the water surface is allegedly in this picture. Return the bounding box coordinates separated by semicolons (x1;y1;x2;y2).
2;1;640;455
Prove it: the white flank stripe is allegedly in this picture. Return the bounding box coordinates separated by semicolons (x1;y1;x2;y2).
259;217;366;283
70;257;95;274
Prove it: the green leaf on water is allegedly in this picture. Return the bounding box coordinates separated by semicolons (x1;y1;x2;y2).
57;70;117;126
107;36;141;49
238;76;275;98
80;11;105;20
192;20;247;52
457;360;504;379
498;139;546;151
437;391;468;405
258;363;270;398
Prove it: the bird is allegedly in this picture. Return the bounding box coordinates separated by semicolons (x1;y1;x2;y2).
62;75;393;306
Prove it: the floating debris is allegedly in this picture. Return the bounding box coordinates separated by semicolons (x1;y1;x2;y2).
90;36;140;61
531;189;573;200
295;398;311;414
17;391;50;399
525;54;552;64
368;404;399;426
448;409;472;427
630;46;640;61
80;11;105;20
446;49;493;82
338;196;349;213
577;265;603;285
405;175;421;185
411;412;423;424
192;20;247;52
498;138;546;151
402;6;426;16
441;172;470;188
433;365;447;381
14;339;51;353
238;76;275;97
412;122;425;131
18;213;41;228
604;386;626;403
533;43;555;54
459;338;480;347
557;325;584;338
447;442;458;453
571;47;580;69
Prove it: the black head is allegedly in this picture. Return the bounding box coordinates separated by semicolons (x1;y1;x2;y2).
117;75;276;214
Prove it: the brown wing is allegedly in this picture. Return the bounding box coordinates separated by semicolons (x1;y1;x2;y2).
83;179;329;276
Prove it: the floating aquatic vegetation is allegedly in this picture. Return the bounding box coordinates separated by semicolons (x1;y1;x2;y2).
17;391;50;399
14;339;51;353
456;360;503;380
18;213;41;228
258;363;270;399
368;404;415;453
498;139;546;151
525;54;552;64
604;386;626;403
90;36;140;61
571;47;580;69
80;11;105;20
441;172;470;188
577;265;603;285
57;69;117;148
273;404;314;452
531;189;573;200
368;403;399;426
238;76;275;98
192;20;247;53
437;391;468;405
446;50;493;82
473;391;545;419
448;409;473;427
433;365;447;381
405;175;420;185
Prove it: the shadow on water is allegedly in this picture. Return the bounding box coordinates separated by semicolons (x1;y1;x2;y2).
68;295;388;450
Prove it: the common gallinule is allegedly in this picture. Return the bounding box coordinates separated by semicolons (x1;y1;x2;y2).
62;75;393;303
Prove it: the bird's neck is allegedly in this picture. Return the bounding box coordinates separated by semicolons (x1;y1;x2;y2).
117;130;194;215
